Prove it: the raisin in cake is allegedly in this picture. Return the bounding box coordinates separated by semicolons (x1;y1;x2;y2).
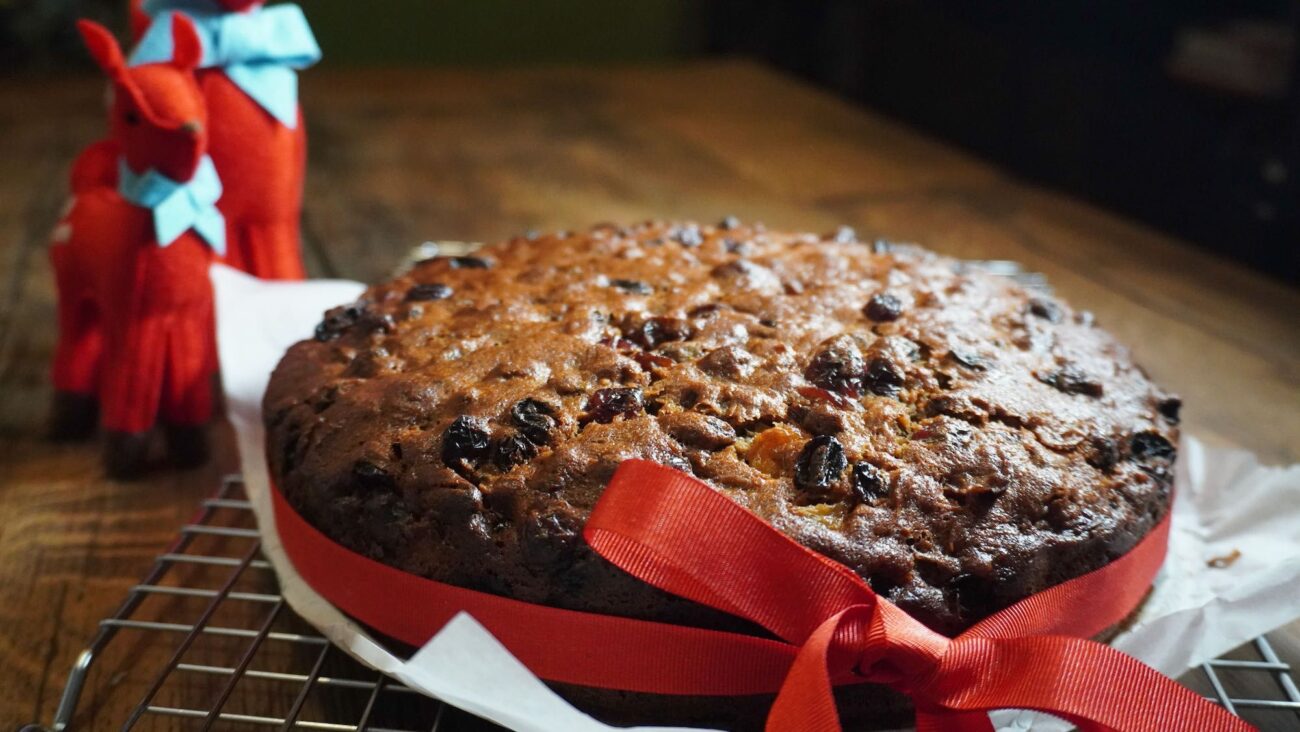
264;221;1179;728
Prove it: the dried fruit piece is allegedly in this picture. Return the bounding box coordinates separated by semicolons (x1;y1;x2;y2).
449;256;491;269
851;462;890;503
626;316;692;350
863;357;905;397
314;301;368;341
598;336;639;353
794;435;847;493
610;279;653;295
1156;396;1182;424
1130;431;1175;461
406;283;453;301
583;388;644;424
441;416;491;467
746;425;804;476
805;335;865;396
511;399;557;445
1038;364;1104;397
1027;297;1063;323
491;433;538;471
352;460;396;489
864;293;903;322
634;351;674;370
948;348;986;370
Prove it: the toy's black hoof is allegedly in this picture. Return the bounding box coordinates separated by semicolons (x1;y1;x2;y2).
49;391;98;441
165;424;210;469
104;430;151;480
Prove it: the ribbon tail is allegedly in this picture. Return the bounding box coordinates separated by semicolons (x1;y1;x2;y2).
925;635;1256;732
766;609;852;732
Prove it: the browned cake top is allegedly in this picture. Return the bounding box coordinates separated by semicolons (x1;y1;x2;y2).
264;221;1179;635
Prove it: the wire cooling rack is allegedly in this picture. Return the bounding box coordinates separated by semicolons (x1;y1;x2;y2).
17;475;1300;732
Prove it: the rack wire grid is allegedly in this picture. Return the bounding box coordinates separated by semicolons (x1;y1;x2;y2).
16;259;1300;732
18;475;1300;732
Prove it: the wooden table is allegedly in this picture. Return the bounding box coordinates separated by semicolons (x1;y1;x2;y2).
1;62;1297;730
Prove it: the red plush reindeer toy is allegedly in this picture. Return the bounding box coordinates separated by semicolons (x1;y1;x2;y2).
130;0;321;280
49;15;219;478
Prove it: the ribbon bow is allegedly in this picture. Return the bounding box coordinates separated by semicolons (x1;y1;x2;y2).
585;460;1251;731
118;155;226;253
130;0;320;127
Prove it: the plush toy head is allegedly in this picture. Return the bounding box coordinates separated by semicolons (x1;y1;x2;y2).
78;15;208;182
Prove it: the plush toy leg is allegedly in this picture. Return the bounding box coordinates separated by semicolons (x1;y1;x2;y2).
99;316;167;479
104;430;152;480
158;310;215;469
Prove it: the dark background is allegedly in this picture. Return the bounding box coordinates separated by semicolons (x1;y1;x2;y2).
3;0;1297;284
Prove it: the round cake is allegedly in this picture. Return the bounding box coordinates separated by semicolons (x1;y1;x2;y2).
264;220;1179;727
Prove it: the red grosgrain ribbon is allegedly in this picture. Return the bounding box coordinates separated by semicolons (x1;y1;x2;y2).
585;459;1252;731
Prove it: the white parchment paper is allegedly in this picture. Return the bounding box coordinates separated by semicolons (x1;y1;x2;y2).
213;264;1300;731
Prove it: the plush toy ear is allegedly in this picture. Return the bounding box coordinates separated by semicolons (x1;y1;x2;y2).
169;14;203;70
76;20;128;78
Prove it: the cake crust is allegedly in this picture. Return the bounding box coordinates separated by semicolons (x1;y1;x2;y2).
264;221;1178;642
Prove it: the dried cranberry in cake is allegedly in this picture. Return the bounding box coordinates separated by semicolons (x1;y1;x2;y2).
582;387;644;424
625;316;692;350
491;433;538;471
634;351;675;370
850;462;890;504
1039;363;1104;397
864;293;904;322
510;398;558;446
597;336;638;353
805;334;865;396
1027;297;1063;323
313;301;368;341
863;357;905;397
1130;431;1175;462
441;416;490;468
794;435;848;496
1157;396;1183;424
405;283;453;301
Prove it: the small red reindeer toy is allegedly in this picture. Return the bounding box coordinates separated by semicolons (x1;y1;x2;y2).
49;15;219;478
129;0;320;280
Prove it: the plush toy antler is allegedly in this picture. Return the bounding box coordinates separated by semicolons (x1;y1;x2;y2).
50;15;221;478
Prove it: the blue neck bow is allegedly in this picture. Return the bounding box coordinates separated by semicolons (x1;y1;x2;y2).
129;0;320;128
118;155;227;254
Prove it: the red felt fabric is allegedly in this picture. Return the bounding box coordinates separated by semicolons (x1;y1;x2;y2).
51;189;215;433
199;70;307;280
51;18;217;435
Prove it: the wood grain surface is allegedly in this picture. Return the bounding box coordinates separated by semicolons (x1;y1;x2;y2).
1;62;1297;731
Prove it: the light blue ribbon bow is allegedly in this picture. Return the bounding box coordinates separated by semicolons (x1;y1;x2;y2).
129;0;320;128
118;155;227;254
